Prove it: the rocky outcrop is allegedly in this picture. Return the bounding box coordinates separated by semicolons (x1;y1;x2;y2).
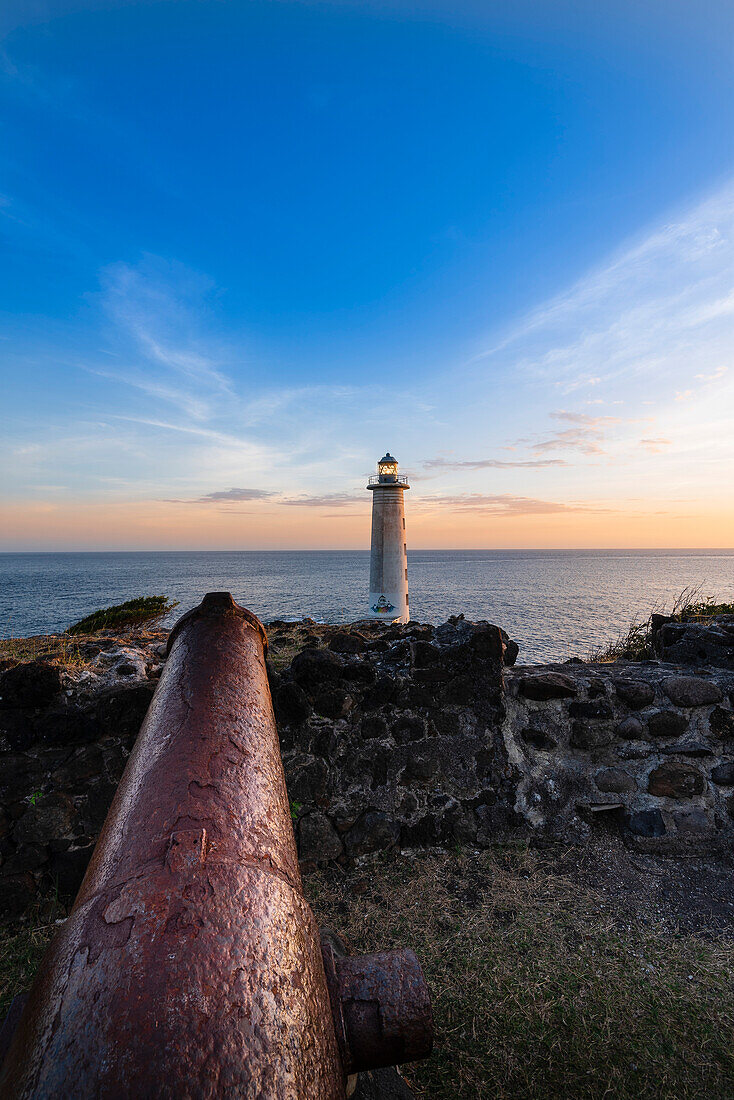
2;611;734;919
652;614;734;670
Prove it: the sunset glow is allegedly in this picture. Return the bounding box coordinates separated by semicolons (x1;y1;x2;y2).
2;2;733;551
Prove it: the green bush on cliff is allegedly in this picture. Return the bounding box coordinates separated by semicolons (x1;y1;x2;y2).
67;596;178;635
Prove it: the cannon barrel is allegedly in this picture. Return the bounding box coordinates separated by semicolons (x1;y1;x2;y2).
0;593;432;1098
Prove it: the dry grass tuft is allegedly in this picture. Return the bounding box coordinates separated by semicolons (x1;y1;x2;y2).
0;634;90;670
588;584;734;663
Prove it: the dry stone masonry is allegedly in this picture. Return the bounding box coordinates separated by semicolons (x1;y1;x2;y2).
2;614;734;919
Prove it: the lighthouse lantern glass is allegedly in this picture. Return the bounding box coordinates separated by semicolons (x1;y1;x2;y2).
379;460;398;477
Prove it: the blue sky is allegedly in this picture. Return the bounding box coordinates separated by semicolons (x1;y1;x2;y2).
1;0;733;548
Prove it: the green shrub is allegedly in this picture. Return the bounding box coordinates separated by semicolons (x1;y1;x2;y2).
67;596;178;636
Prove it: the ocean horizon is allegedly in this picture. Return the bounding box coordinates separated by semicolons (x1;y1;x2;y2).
2;548;733;664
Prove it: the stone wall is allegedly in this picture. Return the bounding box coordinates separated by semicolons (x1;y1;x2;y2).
272;617;518;866
2;615;734;920
504;662;734;852
0;637;164;918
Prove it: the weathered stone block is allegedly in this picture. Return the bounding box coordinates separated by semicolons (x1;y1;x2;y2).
521;728;558;751
663;676;723;707
570;721;614;750
290;648;344;689
362;675;396;710
595;767;636;793
659;740;713;757
647;710;688;738
96;682;155;740
625;809;665;837
274;681;310;725
35;707;97;746
298;812;343;862
360;714;388;740
711;761;734;785
341;661;377;687
284;754;329;805
345;810;400;856
328;632;366;654
0;754;40;800
616;715;645;739
313;688;353;719
654;619;734;669
0;711;35;751
52;744;107;791
614;679;655;709
391;715;426;743
673;809;713;837
648;761;705;799
405;746;440;781
710;706;734;739
13;793;76;846
0;661;62;709
410;640;440;668
518;673;578;700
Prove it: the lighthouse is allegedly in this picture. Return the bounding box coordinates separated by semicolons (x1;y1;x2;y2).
367;452;410;622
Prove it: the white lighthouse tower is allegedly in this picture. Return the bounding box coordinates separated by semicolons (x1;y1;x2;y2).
367;452;410;623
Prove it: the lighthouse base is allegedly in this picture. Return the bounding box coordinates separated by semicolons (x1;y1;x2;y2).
368;590;408;624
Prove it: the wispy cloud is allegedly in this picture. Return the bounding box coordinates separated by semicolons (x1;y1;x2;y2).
280;492;363;508
424;456;568;470
695;366;728;382
164;487;275;504
549;410;622;426
640;438;671;453
531;428;606;456
414;493;612;516
97;256;235;412
473;179;734;413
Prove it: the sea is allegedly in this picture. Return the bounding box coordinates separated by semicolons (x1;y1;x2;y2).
1;549;733;665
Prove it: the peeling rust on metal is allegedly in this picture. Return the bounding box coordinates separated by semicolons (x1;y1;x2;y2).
0;592;433;1098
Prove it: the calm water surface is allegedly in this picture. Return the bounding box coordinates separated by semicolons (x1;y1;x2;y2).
1;550;733;664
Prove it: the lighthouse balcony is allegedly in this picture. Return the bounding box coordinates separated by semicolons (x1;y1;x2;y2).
367;474;410;488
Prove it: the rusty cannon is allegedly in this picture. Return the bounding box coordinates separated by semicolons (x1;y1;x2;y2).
0;592;433;1098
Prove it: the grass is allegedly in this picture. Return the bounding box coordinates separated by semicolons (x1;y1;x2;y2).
2;847;733;1096
67;596;178;636
588;585;734;663
0;905;64;1019
307;848;734;1099
0;633;90;669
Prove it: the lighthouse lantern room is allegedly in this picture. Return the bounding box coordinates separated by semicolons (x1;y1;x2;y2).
367;452;410;622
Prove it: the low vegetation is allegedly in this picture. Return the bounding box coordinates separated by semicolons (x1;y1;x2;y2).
589;585;734;663
308;847;734;1099
2;849;733;1097
0;634;88;668
67;596;178;636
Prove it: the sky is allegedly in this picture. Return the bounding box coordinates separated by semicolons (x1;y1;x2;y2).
1;0;733;550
